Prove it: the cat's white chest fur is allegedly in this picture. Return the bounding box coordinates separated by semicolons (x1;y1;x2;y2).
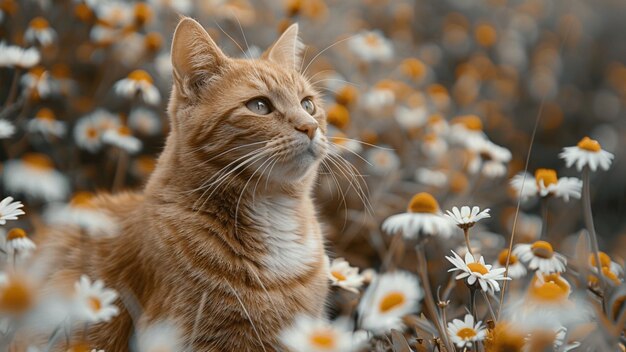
253;196;322;279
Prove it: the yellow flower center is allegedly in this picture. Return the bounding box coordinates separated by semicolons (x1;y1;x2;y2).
475;23;497;47
407;192;439;214
144;32;163;51
309;329;336;349
331;271;346;281
534;168;558;188
68;342;90;352
497;249;518;266
36;108;56;121
364;33;380;47
452;115;483;131
86;127;99;139
70;191;95;208
379;291;405;313
427;84;448;97
401;58;426;79
118;125;132;136
29;66;46;78
326;104;350;130
88;296;102;312
7;228;27;241
23;153;54;170
589;251;611;268
467;262;489;275
528;274;569;302
0;278;33;315
29;16;49;30
428;113;443;125
128;69;153;84
577;136;601;152
530;241;554;259
457;327;477;340
335;86;358;106
133;2;152;24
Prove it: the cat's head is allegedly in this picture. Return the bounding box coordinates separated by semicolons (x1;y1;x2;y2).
167;18;328;188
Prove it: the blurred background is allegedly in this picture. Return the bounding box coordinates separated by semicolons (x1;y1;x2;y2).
1;0;626;299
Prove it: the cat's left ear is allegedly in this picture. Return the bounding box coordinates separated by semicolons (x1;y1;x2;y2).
262;24;305;70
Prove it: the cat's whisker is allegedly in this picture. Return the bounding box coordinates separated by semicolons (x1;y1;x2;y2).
234;153;276;235
320;159;350;228
224;281;268;352
329;137;395;150
325;153;374;217
212;20;247;57
197;140;269;166
231;10;251;59
263;155;282;191
323;155;369;224
250;154;278;205
305;69;337;84
309;78;361;89
302;34;358;76
330;142;373;167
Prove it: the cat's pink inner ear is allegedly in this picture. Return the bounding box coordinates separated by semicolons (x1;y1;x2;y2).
263;23;305;71
171;18;227;98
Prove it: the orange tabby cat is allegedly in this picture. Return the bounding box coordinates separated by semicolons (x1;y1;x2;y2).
32;18;329;351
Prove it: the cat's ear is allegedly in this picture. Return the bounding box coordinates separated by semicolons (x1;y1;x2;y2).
262;23;304;71
171;18;227;100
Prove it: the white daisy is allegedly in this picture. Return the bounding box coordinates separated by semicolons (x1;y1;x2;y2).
148;0;193;14
21;67;56;99
4;228;36;255
43;192;119;237
445;206;491;230
394;105;428;130
328;258;364;294
513;241;566;274
102;126;142;154
493;249;527;279
415;168;448;187
510;169;582;202
425;114;449;135
421;133;448;160
136;321;184;352
382;192;455;239
559;136;614;172
281;315;367;352
129;107;161;136
0;42;40;68
74;109;120;153
113;70;161;105
0;119;15;139
3;153;70;201
72;275;119;324
27;108;66;138
365;148;399;176
347;30;393;63
448;115;485;145
0;196;25;225
466;137;511;178
361;87;395;111
447;314;487;348
24;17;57;46
446;250;511;293
357;271;423;334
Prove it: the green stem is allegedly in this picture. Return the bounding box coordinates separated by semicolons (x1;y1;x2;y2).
582;167;607;313
540;197;549;239
464;227;474;256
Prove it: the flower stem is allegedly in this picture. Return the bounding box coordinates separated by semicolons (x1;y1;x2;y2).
540;197;549;239
469;286;477;321
464;227;474;256
416;245;454;351
582;167;607;312
113;150;129;192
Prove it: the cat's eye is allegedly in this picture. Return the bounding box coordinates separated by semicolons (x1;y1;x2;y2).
301;98;316;115
245;98;273;115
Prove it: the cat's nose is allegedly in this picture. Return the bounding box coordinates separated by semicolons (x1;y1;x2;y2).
295;121;318;140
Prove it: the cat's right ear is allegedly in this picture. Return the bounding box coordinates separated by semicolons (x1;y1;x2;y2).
171;18;227;100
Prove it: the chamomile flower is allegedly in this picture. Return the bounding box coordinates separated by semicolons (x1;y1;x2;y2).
513;241;566;274
281;315;367;352
588;252;623;285
394;105;428;129
129;107;161;136
523;326;580;352
361;87;395;111
446;250;510;293
328;130;362;154
415;168;448;187
102;126;142;153
382;192;455;239
365;148;399;176
559;136;614;172
328;258;364;294
510;169;582;202
148;0;192;14
24;17;57;46
44;192;118;237
448;115;485;145
27;108;66;138
0;196;25;225
72;275;119;323
447;314;487;348
0;273;35;316
445;206;491;230
4;228;36;255
347;30;393;63
421;133;448;160
357;271;423;333
493;249;527;279
21;67;56;100
0;119;15;139
466;137;512;178
526;273;571;304
113;70;161;105
0;42;40;68
136;321;184;352
74;109;120;153
3;153;70;201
